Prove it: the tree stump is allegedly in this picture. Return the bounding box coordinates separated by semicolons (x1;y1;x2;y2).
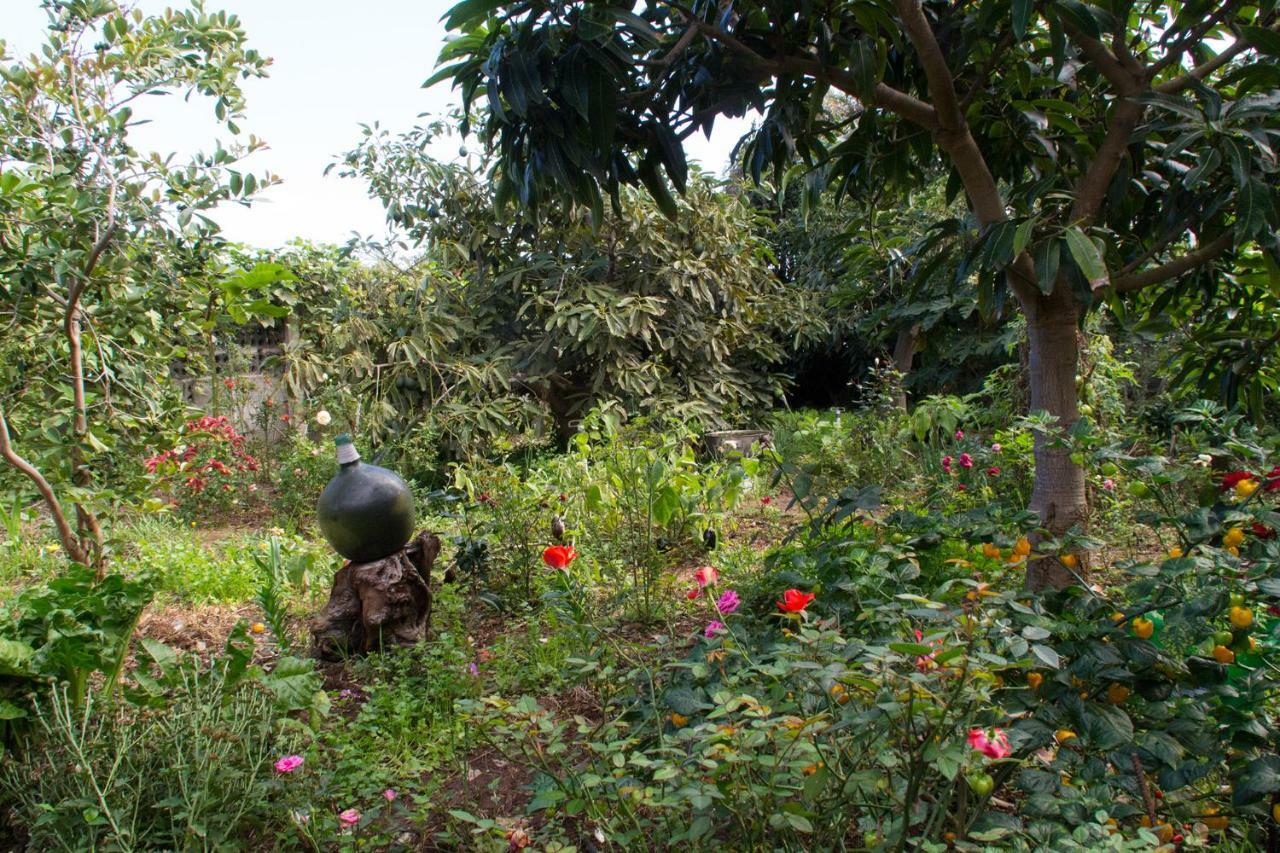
312;530;441;660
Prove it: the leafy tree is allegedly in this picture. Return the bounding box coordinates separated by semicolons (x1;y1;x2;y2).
0;1;273;569
433;0;1280;587
323;122;820;447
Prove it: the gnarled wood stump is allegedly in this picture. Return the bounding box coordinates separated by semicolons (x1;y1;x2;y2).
312;530;441;660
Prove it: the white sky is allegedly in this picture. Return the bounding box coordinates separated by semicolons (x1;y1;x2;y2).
3;0;753;248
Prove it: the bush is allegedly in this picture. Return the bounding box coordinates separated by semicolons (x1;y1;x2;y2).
145;415;264;522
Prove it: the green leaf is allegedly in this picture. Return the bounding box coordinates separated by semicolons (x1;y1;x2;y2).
1033;241;1060;294
1233;755;1280;806
1237;178;1273;240
1242;26;1280;58
1064;226;1108;289
1030;643;1060;669
260;656;322;713
1012;0;1033;39
0;639;35;676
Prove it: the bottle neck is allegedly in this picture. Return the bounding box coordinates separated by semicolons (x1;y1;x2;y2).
336;442;360;466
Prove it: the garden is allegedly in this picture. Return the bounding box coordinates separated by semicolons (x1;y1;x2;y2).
1;1;1280;850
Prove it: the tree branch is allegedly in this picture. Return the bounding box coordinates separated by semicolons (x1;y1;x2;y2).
1071;97;1143;223
0;404;88;564
1111;231;1234;292
1154;35;1255;94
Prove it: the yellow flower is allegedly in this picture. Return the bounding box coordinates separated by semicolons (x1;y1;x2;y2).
1167;547;1182;559
981;543;1001;560
1224;527;1246;549
44;543;60;553
669;713;689;727
250;622;266;635
1014;536;1032;557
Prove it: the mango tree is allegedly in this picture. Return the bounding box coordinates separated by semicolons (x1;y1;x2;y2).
0;2;273;570
432;0;1280;587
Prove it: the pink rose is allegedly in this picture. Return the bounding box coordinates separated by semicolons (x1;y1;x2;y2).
274;755;304;774
1102;478;1115;491
955;429;964;440
990;443;1002;453
338;808;360;829
716;589;740;615
383;789;397;802
959;453;973;469
704;620;725;638
967;727;1011;760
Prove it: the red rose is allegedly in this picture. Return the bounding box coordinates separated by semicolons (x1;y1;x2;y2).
777;588;815;613
542;545;577;570
1221;470;1256;491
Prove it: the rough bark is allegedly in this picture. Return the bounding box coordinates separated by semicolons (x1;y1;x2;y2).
1024;289;1089;590
312;530;441;659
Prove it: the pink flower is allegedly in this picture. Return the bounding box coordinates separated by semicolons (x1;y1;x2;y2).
914;629;942;672
383;789;397;802
967;727;1011;760
990;443;1002;453
942;455;953;473
467;662;479;677
959;453;973;469
716;589;740;615
957;484;967;491
274;755;304;774
704;621;725;638
986;467;1000;477
694;565;718;587
955;429;965;440
1102;478;1115;491
338;808;360;829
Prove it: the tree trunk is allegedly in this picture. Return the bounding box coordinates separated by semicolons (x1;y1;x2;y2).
1024;289;1088;591
891;323;920;411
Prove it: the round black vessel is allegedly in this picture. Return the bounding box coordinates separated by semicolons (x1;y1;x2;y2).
317;434;415;562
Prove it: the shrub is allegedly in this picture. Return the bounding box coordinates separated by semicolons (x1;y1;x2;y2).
145;415;263;522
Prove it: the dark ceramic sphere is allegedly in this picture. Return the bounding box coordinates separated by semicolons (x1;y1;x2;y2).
317;461;415;562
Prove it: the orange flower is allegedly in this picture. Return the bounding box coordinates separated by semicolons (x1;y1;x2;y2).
541;545;577;570
777;589;815;613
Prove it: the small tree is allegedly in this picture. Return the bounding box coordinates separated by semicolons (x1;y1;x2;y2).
433;0;1280;587
0;2;272;569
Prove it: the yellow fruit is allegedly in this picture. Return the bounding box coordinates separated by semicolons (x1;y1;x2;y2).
1236;479;1259;499
1014;536;1032;556
1213;645;1236;664
1106;683;1130;704
1273;802;1280;823
1205;815;1230;830
830;683;849;705
1055;728;1077;744
1111;611;1126;622
250;622;266;634
1060;553;1078;568
670;713;689;727
1230;606;1254;629
1249;636;1259;652
982;542;1001;559
1224;527;1246;549
1133;617;1155;639
1027;672;1043;690
1167;547;1182;558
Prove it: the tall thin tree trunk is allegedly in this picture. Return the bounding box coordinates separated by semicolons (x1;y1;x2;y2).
891;323;920;411
1024;288;1088;590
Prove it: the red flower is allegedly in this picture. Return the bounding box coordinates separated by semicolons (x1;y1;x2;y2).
1264;466;1280;493
685;586;700;600
762;496;774;506
693;565;718;587
777;589;814;613
542;545;577;570
987;466;1001;477
1221;470;1256;491
223;378;236;390
1252;522;1276;540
